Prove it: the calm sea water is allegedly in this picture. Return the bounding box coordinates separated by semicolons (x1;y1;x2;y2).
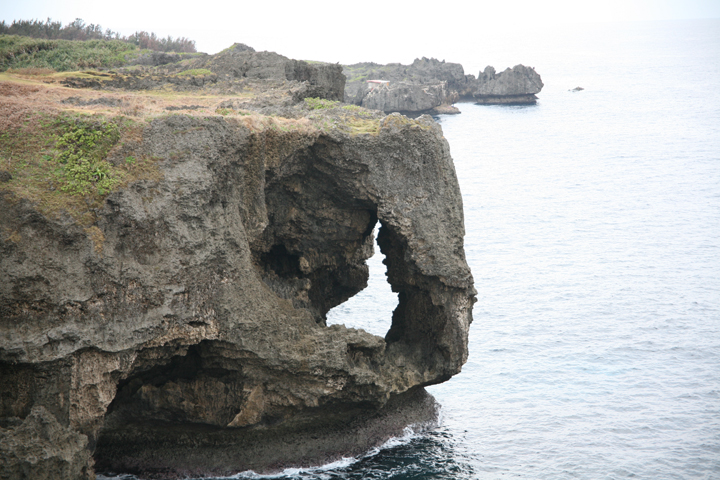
325;18;720;480
104;18;720;480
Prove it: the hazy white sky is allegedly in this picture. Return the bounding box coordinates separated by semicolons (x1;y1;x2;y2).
1;0;719;64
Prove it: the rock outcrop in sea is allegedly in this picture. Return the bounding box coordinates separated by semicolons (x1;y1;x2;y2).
0;44;475;479
474;65;544;105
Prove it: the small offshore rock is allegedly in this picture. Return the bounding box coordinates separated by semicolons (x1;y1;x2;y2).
430;104;461;115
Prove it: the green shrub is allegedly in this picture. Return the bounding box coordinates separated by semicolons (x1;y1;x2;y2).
304;97;339;110
53;118;123;195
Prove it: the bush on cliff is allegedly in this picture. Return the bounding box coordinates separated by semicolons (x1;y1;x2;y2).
53;118;122;196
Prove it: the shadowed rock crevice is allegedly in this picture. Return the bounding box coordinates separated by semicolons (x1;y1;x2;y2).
250;143;382;323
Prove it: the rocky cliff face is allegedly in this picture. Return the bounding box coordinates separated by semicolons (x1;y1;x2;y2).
0;79;475;479
344;58;468;102
344;58;469;114
344;58;543;113
203;44;345;101
358;81;458;115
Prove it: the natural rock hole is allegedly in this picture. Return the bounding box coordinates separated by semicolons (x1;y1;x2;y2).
326;226;397;338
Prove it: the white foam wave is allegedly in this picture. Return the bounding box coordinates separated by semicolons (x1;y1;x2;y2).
229;422;433;479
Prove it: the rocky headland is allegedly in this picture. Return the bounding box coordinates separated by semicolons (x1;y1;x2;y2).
0;43;475;479
344;57;544;114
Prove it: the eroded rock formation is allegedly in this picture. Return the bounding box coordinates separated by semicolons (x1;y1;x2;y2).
343;58;470;115
474;65;544;104
344;57;469;104
61;43;345;102
0;105;475;478
344;58;544;113
357;81;458;116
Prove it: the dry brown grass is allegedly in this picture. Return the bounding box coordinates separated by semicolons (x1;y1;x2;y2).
0;72;257;122
0;77;164;225
7;67;57;76
0;82;59;132
0;73;322;228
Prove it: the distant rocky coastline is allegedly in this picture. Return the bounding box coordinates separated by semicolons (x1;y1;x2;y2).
343;58;544;115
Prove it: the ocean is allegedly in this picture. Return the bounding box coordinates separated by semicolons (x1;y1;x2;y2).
105;18;720;480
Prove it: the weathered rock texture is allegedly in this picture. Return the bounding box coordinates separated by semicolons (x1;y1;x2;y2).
0;110;475;478
344;58;544;112
61;43;345;102
474;65;544;105
202;44;345;101
344;58;470;114
358;81;457;116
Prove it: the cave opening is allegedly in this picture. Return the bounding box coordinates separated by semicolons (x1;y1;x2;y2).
260;244;302;279
325;224;398;338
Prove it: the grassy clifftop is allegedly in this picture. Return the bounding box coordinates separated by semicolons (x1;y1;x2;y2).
0;36;390;234
0;35;143;72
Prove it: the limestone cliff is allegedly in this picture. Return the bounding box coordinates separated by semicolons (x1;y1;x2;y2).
343;58;544;113
358;81;458;116
0;62;475;478
344;58;468;114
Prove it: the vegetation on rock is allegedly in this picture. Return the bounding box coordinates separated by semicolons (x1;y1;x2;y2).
0;97;160;224
52;117;122;195
0;18;198;72
304;97;340;110
0;18;196;52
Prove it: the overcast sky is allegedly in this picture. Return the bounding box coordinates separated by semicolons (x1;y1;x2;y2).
2;0;719;65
